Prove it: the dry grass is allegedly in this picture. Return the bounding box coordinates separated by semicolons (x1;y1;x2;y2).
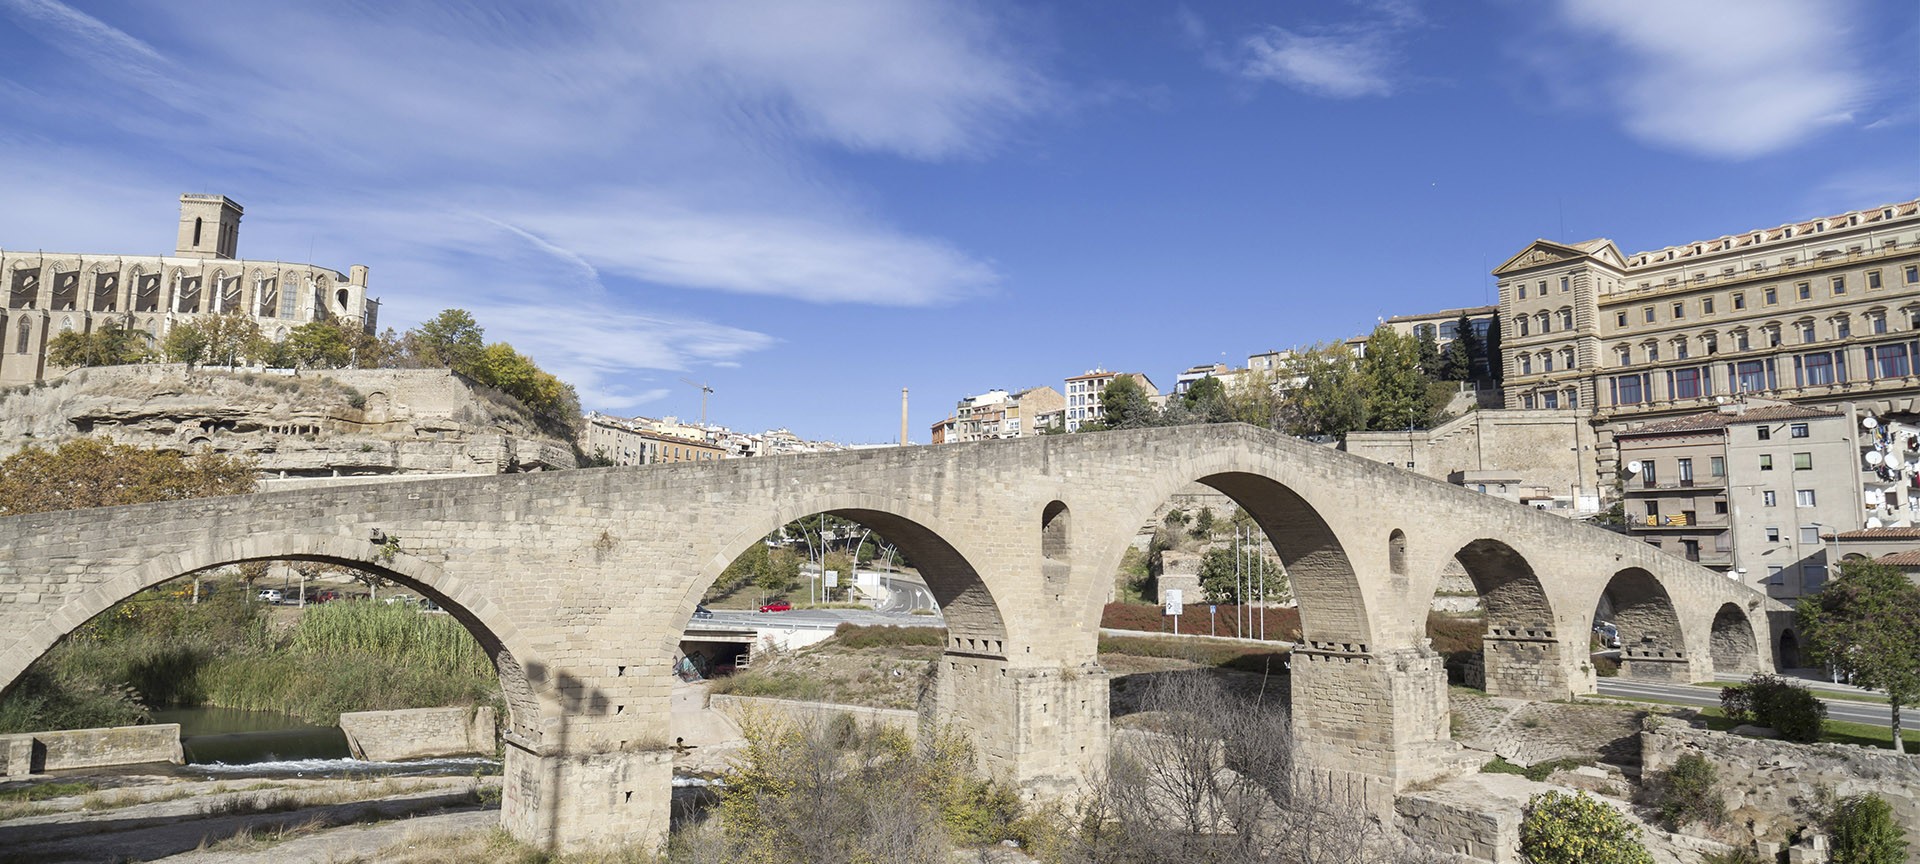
344;825;668;864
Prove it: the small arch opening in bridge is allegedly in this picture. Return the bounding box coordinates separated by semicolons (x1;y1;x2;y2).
1595;567;1686;682
1388;530;1408;576
1041;500;1070;560
1777;630;1802;670
1430;539;1559;697
1709;602;1760;677
0;554;536;757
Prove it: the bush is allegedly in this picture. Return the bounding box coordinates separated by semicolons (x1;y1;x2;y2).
831;624;945;650
1652;753;1723;829
1829;794;1908;864
1520;790;1653;864
1721;673;1825;743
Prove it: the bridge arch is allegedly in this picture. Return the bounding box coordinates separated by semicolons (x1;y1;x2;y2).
1599;567;1688;681
0;533;552;747
1446;538;1565;699
1708;602;1760;677
679;497;1011;658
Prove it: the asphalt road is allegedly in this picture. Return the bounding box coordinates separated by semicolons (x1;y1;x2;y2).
1596;678;1918;729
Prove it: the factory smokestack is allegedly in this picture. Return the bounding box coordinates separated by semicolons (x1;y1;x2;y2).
900;388;909;446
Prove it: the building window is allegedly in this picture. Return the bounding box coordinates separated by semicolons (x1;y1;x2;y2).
1616;311;1628;327
1560;275;1570;292
1702;297;1715;315
1674;339;1689;360
1905;264;1918;285
1677;458;1693;481
1703;335;1718;354
1804;563;1826;590
1735;330;1750;351
1617;347;1632;366
14;318;28;354
1520;355;1532;375
1559;308;1573;329
1768;565;1785;584
1732;293;1746;310
1757;426;1771;441
1672;301;1684;319
1763;490;1776;506
1537;312;1550;333
1766;527;1781;542
1796;352;1837;386
1873;343;1913;379
1790;423;1809;438
1710;456;1725;477
1561;348;1574;369
1542;391;1559;409
1800;526;1822;543
1643;306;1656;323
1800;322;1817;343
1714;500;1728;515
1867;270;1882;290
1871;313;1888;334
1734;359;1771;392
1522;393;1535;409
1565;388;1578;408
1764;287;1778;305
1795;489;1815;507
1796;281;1811;300
1831;275;1846;295
1541;352;1554;372
1671;366;1705;399
1759;454;1774;471
1646;343;1660;362
1836;318;1851;339
1516;316;1529;336
1610;373;1646;405
1793;452;1812;470
1518;284;1527;299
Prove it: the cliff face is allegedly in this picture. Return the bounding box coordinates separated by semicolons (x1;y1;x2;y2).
0;364;579;477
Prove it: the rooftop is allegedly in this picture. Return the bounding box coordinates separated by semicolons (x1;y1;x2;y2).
1835;527;1920;540
1624;199;1918;264
1872;550;1920;568
1616;405;1843;437
1383;305;1498;324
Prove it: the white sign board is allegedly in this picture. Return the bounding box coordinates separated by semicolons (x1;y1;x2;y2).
1164;589;1183;617
855;571;880;588
823;570;839;588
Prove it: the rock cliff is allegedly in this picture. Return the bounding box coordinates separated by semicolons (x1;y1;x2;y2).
0;364;579;477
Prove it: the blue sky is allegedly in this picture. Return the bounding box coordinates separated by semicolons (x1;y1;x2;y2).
1;1;1915;443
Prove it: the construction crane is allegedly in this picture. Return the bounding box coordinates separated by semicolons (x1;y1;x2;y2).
679;378;713;425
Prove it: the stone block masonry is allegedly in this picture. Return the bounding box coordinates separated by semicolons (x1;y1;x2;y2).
339;706;496;762
0;423;1781;852
0;724;182;776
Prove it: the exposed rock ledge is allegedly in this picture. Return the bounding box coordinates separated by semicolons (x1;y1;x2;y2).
0;363;579;477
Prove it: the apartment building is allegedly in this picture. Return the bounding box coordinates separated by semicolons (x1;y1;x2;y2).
1492;200;1920;420
1615;404;1859;599
582;413;727;465
932;385;1065;443
1063;369;1158;432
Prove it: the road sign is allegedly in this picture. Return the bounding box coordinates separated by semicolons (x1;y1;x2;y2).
823;570;839;587
1164;589;1183;617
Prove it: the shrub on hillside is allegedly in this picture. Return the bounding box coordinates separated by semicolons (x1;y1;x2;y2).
831;624;945;649
1519;790;1653;864
1721;673;1825;742
1828;793;1908;864
1651;753;1724;829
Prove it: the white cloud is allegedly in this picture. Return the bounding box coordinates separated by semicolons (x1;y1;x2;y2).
1239;26;1394;98
0;0;199;110
1545;0;1869;159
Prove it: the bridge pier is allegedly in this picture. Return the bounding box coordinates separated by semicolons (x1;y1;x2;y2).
500;739;673;853
924;652;1111;797
1290;643;1456;808
1616;648;1708;683
1482;628;1580;700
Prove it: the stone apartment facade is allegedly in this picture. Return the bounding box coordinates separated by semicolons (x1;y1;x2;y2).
582;413;727;465
1492;199;1920;423
931;386;1064;443
1614;404;1861;599
1;195;378;386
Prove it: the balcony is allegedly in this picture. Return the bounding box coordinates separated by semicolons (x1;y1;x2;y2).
1634;476;1726;491
1633;514;1731;530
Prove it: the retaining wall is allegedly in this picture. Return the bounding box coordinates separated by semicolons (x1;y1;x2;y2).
1642;724;1919;860
0;723;182;776
707;694;916;735
338;706;496;762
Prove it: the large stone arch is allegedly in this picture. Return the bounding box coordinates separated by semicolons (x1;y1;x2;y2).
1448;538;1566;699
1600;567;1689;681
1709;602;1761;678
0;533;553;747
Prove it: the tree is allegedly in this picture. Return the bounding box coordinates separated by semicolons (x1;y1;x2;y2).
161;319;212;364
1828;793;1908;864
1797;560;1920;751
756;547;802;596
1361;324;1431;431
1519;790;1653;864
0;438;255;516
1198;546;1241;602
1226;367;1288;429
1098;375;1157;430
406;309;485;371
46;320;151;368
467;342;582;429
1442;316;1475;382
1276;343;1368;438
284;320;355;368
1192;506;1215;537
1484;316;1504;384
1415;327;1441;380
1175;376;1235;425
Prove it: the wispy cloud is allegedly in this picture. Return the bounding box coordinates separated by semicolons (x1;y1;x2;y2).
1197;1;1423;99
0;0;198;109
1534;0;1869;159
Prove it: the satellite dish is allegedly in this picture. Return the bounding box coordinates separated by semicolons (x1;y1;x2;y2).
1865;490;1883;506
1863;416;1880;429
1867;517;1884;529
1626;461;1643;474
1867;451;1885;466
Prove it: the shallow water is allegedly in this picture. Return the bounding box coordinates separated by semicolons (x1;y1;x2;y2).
151;706;351;764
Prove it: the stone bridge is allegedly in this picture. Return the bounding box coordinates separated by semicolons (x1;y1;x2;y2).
0;424;1775;851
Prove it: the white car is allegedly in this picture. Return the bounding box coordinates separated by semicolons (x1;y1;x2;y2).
257;588;283;604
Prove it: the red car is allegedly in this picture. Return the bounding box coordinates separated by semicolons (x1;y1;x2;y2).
758;601;792;613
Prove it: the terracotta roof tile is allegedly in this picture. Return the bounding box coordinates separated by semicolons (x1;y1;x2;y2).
1617;405;1843;436
1836;527;1920;540
1872;550;1920;567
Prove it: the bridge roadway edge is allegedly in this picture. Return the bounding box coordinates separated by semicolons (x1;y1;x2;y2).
0;423;1781;852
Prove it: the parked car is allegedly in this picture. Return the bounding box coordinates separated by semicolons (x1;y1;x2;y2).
309;590;342;605
1592;622;1620;649
693;605;714;619
420;598;443;613
758;601;792;613
257;588;283;604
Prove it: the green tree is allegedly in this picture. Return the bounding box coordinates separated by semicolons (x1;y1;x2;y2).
1162;508;1188;529
757;547;802;596
1192;506;1215;537
1415;326;1442;380
1829;793;1909;864
1276;343;1368;437
1485;315;1504;384
1519;790;1653;864
161;319;212;364
1224;367;1287;429
466;342;582;429
1197;545;1241;603
1173;375;1235;425
0;438;256;516
1652;753;1724;829
45;320;151;368
1097;375;1157;430
406;309;485;371
1361;324;1431;431
1443;315;1476;382
284;320;355;368
1797;560;1920;751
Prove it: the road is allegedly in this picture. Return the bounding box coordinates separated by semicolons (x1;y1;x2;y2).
1596;678;1918;729
689;581;943;633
